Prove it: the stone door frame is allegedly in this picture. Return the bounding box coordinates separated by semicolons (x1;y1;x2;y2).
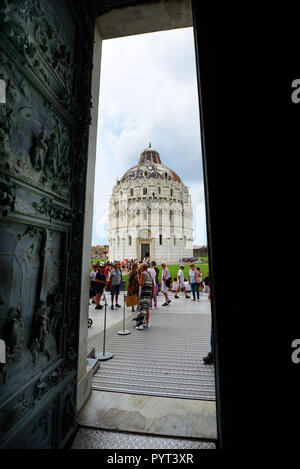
77;0;219;444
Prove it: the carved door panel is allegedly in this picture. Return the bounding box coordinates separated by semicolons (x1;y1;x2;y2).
0;0;96;448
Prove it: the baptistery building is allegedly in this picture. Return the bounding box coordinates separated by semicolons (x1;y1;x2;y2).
108;145;193;262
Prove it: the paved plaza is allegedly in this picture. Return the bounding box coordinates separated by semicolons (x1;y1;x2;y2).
87;289;212;338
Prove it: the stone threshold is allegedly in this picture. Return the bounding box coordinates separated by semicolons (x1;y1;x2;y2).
77;390;217;440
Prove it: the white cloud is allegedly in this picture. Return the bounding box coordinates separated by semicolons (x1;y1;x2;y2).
92;27;207;246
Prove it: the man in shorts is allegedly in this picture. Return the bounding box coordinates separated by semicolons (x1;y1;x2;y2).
161;262;171;306
174;265;190;299
110;262;122;309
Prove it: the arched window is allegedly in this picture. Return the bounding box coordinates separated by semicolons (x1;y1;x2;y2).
143;188;147;195
170;189;173;197
128;235;132;246
130;188;134;196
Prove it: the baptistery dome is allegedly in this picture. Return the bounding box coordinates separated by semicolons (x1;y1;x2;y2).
121;145;182;183
108;144;193;262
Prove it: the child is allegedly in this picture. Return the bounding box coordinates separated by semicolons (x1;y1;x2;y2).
172;277;178;292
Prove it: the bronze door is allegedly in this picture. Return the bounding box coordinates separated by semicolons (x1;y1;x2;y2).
0;0;97;448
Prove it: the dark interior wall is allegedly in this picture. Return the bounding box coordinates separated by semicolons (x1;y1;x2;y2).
192;4;300;448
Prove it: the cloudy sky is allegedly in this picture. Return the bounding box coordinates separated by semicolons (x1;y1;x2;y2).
92;27;207;246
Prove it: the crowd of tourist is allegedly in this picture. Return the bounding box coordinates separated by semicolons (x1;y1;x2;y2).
89;259;212;363
89;259;210;316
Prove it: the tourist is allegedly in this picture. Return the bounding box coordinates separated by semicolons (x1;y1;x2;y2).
132;262;153;330
203;271;210;293
153;262;160;295
203;291;213;364
189;263;200;301
172;277;178;292
161;262;171;306
174;265;190;299
127;263;139;312
95;265;106;310
184;278;191;292
196;267;203;292
89;263;98;304
104;263;111;278
148;261;157;309
110;262;122;309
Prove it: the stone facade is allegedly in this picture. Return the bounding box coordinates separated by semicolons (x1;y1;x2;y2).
108;145;193;262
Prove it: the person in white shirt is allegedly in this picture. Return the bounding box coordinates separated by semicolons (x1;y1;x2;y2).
172;277;178;292
161;262;171;306
174;265;190;299
148;261;157;308
189;263;200;301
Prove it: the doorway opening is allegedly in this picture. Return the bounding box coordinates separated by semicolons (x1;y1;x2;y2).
141;244;150;259
77;0;217;447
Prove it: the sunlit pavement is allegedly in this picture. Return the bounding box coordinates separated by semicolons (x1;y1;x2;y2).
87;290;211;340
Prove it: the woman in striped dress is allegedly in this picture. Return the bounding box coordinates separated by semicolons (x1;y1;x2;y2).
132;263;154;330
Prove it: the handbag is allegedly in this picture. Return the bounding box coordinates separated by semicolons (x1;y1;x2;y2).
125;294;138;306
165;277;171;288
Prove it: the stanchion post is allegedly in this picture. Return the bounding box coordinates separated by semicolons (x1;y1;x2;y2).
118;293;131;335
96;298;113;360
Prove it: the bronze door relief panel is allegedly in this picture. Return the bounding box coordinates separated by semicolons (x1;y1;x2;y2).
0;0;97;448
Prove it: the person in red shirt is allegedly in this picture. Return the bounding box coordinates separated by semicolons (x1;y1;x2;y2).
104;263;111;277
